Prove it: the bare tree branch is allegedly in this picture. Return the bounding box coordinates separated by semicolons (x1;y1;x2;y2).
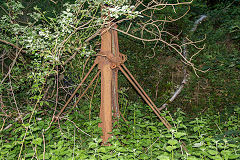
0;39;27;53
159;15;208;111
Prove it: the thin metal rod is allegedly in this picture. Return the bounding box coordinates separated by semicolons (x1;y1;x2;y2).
121;64;172;128
71;70;100;111
120;65;188;152
55;62;97;119
119;66;171;129
122;64;159;111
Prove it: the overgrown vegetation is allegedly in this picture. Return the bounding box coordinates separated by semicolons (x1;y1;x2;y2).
0;0;239;159
1;106;240;159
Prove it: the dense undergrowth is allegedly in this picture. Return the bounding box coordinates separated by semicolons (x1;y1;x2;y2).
1;106;239;159
0;0;240;160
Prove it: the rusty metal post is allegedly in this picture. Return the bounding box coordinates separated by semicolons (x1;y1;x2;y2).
98;27;113;143
98;23;121;143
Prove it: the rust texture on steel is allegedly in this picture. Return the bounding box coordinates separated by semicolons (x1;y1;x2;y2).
98;24;123;143
98;26;113;143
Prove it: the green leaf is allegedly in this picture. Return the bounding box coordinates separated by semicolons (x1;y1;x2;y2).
187;156;200;160
228;154;240;159
97;147;107;153
45;101;49;106
32;127;41;131
208;149;218;155
157;155;170;160
210;155;223;160
174;132;186;138
39;153;51;159
57;140;64;148
148;126;157;131
24;152;35;158
101;155;114;160
167;139;178;145
22;123;30;128
192;142;204;148
221;150;232;157
88;142;97;148
3;144;13;149
166;146;177;152
40;101;44;106
32;138;42;146
228;144;237;148
116;147;127;152
193;126;200;132
25;135;34;140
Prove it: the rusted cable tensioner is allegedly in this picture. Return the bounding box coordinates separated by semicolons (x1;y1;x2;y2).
96;51;127;67
55;23;174;145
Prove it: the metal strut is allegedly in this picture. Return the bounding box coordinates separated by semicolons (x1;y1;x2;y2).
119;65;172;130
55;62;97;120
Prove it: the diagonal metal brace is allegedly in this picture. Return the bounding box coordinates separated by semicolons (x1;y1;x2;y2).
119;65;172;130
55;61;98;120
